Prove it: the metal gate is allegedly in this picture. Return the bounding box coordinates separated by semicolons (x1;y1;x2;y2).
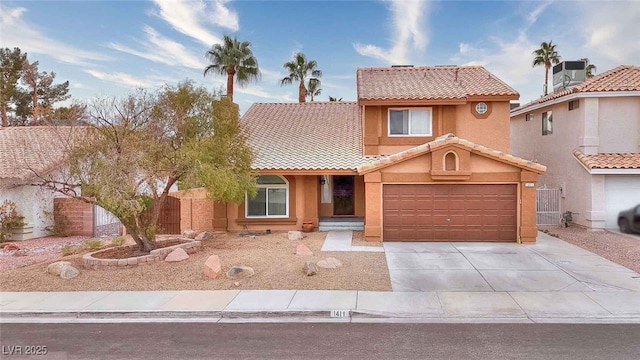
94;205;123;237
536;188;561;226
156;196;181;234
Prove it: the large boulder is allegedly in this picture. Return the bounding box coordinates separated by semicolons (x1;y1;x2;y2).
203;255;222;279
303;262;318;276
295;243;313;256
182;229;197;239
288;231;304;241
47;261;80;280
226;265;255;280
165;248;189;262
195;231;214;241
317;257;343;269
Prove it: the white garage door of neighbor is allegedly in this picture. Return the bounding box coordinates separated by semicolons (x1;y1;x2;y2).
605;175;640;228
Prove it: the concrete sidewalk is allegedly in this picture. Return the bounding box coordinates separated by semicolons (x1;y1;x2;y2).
2;289;640;323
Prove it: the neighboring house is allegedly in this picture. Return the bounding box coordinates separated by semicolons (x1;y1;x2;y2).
510;65;640;230
212;65;545;243
0;126;76;239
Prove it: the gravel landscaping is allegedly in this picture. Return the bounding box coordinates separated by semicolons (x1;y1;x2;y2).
0;231;391;292
0;235;93;272
540;225;640;273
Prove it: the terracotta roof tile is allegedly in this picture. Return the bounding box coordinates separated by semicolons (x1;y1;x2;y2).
241;102;366;171
0;126;86;184
513;65;640;112
357;66;519;101
573;150;640;169
358;133;546;174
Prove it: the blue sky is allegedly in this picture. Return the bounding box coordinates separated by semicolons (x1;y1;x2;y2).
2;0;640;113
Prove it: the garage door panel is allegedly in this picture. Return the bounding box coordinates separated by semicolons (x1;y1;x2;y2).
383;184;517;242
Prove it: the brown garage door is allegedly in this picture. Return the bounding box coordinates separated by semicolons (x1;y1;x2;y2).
383;184;517;242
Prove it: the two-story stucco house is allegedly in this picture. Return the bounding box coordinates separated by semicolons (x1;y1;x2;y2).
510;65;640;230
207;65;545;243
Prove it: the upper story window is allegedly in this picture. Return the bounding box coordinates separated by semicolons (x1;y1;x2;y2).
525;113;533;122
542;111;553;136
246;175;288;218
568;100;579;111
388;108;432;136
475;102;488;115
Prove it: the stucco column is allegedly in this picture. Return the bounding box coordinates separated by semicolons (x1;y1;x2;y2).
580;98;599;155
585;174;606;229
520;171;538;243
364;171;382;242
302;175;319;229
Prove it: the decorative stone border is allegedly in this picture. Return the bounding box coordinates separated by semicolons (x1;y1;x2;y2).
82;238;201;270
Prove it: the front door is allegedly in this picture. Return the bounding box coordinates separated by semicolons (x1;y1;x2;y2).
333;175;355;215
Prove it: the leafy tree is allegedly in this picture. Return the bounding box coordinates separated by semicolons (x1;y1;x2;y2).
280;52;322;103
532;41;561;96
580;58;597;78
0;48;27;127
306;78;321;101
328;96;343;102
204;35;260;102
31;81;256;252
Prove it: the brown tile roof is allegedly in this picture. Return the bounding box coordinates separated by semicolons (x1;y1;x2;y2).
357;66;519;101
0;126;85;184
573;150;640;170
358;133;546;174
241;102;367;171
513;65;640;112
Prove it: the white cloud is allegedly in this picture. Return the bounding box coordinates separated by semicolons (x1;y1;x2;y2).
108;26;206;69
84;70;171;89
210;0;239;31
150;0;232;47
236;85;297;102
353;0;429;64
578;2;640;64
525;1;553;28
0;6;110;65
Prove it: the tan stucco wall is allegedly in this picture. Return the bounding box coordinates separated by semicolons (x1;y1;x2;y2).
363;101;511;156
510;95;640;228
363;147;539;243
456;102;511;153
598;97;640;153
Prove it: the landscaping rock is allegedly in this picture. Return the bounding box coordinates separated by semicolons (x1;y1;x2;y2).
226;265;255;279
195;231;214;241
165;248;189;262
317;257;343;269
3;243;20;252
295;243;313;256
203;255;222;279
47;261;79;279
288;231;304;241
182;229;197;239
303;262;318;276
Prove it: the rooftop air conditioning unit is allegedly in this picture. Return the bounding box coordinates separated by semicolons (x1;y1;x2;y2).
553;61;586;92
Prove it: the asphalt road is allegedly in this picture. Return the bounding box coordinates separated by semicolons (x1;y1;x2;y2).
1;322;640;360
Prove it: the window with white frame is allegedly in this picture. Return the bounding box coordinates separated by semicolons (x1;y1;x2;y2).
246;175;288;217
388;108;432;136
542;111;553;135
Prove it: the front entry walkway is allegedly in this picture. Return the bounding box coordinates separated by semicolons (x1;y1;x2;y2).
385;231;640;293
321;231;384;252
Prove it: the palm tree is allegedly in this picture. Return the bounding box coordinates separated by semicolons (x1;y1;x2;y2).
580;58;597;78
280;52;322;103
306;78;321;101
204;35;260;102
532;41;561;96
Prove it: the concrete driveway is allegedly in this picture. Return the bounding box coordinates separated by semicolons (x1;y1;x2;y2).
384;231;640;293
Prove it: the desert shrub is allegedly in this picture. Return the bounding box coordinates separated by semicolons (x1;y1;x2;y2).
61;245;74;256
84;239;103;249
111;236;126;246
0;200;25;242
